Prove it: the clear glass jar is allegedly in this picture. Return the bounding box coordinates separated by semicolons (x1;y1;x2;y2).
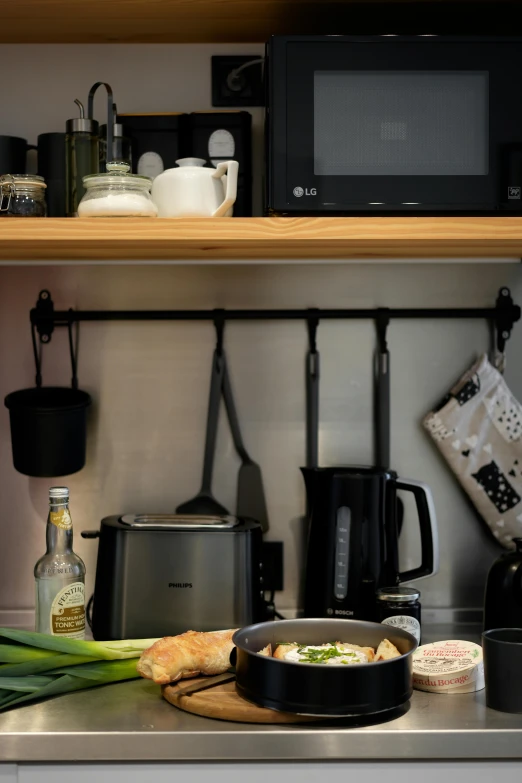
78;161;157;217
0;174;47;217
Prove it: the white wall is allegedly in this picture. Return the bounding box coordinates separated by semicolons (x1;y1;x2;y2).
0;45;521;618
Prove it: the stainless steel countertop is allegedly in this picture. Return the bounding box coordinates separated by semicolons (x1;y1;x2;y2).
1;623;521;763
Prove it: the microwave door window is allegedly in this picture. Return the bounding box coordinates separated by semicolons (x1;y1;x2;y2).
313;70;489;177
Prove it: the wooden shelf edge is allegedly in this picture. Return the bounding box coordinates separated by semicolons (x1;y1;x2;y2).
1;217;522;261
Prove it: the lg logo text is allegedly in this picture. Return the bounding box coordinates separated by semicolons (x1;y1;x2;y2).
293;186;317;197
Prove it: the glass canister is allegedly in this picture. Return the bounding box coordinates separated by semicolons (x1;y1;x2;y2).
77;162;158;217
376;586;422;643
0;174;47;217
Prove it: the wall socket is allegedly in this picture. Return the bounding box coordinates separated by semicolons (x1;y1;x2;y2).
261;541;284;593
211;55;264;107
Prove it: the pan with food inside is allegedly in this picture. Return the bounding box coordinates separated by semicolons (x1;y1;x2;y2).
232;618;418;717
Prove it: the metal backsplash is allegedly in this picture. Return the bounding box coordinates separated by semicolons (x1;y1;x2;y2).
1;263;521;615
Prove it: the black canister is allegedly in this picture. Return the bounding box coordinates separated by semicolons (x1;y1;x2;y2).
37;133;66;217
376;586;421;643
484;538;522;632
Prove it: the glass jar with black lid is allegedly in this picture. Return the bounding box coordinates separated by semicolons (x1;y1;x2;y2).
376;586;421;643
0;174;47;217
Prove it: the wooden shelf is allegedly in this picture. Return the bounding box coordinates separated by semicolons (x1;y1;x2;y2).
1;217;522;263
0;0;512;44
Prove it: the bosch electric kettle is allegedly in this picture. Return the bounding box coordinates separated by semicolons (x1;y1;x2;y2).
301;466;439;621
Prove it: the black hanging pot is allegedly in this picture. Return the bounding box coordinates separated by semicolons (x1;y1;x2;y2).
4;301;91;477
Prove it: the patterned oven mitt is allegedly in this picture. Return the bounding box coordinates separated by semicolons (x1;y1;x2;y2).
423;354;522;549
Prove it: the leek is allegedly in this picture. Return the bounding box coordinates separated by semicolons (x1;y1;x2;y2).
0;659;140;711
0;654;99;677
0;627;159;712
0;628;158;660
0;643;60;664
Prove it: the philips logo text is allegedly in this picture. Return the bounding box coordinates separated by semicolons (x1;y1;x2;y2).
168;582;193;588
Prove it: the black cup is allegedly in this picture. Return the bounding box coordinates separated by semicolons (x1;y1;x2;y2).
0;135;34;176
483;628;522;713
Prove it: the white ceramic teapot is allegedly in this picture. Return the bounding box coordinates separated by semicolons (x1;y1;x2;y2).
151;157;239;218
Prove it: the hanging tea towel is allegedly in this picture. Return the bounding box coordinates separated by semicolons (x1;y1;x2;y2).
423;354;522;549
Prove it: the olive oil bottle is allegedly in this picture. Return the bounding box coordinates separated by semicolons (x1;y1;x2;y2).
34;487;86;639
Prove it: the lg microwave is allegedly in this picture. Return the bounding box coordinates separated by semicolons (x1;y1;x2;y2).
266;36;522;215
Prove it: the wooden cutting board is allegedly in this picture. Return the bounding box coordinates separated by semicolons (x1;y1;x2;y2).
163;676;319;723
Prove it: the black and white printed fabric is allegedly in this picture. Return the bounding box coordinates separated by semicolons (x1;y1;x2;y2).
423;354;522;550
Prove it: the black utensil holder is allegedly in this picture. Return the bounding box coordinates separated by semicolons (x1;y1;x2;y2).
4;314;91;477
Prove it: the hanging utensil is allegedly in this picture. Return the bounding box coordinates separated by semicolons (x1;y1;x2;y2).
374;310;403;534
374;309;390;470
176;318;229;516
306;310;320;470
221;351;269;533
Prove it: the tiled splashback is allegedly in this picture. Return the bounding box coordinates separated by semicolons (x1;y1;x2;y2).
0;263;521;614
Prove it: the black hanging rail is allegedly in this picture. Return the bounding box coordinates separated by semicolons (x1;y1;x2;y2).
31;287;521;352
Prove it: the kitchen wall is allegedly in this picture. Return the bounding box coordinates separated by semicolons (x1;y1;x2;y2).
1;45;521;622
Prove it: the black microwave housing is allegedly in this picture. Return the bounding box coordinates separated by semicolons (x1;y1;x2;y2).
265;35;522;216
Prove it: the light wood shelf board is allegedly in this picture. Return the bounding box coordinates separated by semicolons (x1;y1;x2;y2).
1;217;522;262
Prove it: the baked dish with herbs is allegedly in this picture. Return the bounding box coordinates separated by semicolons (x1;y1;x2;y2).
259;638;401;664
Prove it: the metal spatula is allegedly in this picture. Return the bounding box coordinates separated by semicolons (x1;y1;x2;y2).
176;349;229;516
222;353;269;533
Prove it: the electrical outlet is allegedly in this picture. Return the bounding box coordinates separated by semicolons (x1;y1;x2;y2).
211;55;264;107
261;541;284;593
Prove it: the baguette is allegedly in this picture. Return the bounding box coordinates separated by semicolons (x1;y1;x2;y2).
137;629;237;685
273;643;298;659
375;638;401;661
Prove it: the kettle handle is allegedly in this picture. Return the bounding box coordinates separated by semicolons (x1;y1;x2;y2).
211;160;238;217
395;478;439;582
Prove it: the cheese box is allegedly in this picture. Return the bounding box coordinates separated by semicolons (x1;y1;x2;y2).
412;639;485;694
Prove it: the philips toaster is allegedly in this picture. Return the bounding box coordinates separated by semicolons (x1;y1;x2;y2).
86;515;265;640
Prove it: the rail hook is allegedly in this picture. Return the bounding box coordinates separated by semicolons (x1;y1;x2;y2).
494;287;520;355
213;309;226;356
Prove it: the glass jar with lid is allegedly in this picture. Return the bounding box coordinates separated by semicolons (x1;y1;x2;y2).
376;586;421;643
77;161;157;217
0;175;47;217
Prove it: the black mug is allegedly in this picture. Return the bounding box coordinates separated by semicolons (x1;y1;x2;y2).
37;133;66;217
483;628;522;713
0;135;35;176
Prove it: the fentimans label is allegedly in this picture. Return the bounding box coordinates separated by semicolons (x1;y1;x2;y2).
50;582;85;639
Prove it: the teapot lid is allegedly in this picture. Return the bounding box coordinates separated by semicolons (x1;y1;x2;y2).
175;157;207;167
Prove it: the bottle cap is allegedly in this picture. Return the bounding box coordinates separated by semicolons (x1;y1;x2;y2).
49;486;69;499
